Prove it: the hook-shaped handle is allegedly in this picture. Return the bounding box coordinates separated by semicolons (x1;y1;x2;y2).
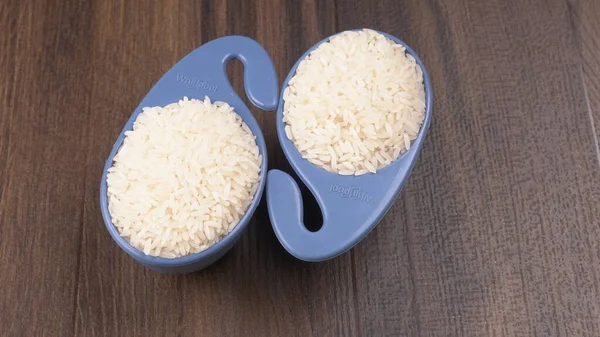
267;140;424;262
135;35;278;114
190;35;278;111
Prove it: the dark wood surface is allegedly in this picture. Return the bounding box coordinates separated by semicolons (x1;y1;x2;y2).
1;0;600;336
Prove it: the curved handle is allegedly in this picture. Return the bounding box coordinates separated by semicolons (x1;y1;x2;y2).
191;35;279;111
132;35;278;117
267;144;422;262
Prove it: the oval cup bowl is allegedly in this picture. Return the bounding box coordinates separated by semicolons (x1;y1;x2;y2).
100;36;278;273
267;29;433;262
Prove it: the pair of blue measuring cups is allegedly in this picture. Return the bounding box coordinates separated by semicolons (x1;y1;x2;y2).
100;30;432;273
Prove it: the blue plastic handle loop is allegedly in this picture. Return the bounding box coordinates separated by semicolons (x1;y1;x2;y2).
100;36;278;273
267;30;433;262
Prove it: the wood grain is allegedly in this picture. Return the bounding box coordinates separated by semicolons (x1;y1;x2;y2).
0;0;93;335
0;0;600;336
336;0;600;335
569;0;600;167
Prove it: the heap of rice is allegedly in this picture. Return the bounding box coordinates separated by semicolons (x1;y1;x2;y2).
106;97;261;258
282;29;426;175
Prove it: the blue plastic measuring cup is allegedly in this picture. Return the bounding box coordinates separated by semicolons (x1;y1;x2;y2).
100;36;278;273
267;30;433;262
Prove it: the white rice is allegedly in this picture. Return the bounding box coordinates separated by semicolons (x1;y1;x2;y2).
282;29;426;175
106;97;261;258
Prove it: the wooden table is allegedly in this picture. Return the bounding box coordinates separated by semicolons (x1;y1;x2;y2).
1;0;600;336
